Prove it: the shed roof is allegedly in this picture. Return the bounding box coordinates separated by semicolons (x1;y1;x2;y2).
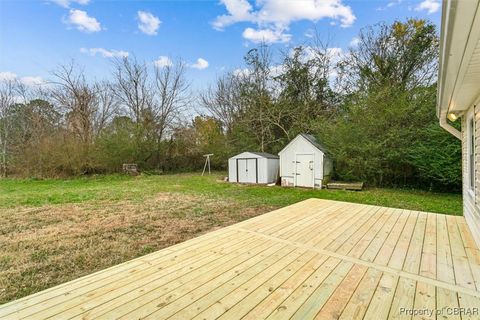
279;133;328;155
249;152;279;159
300;133;328;153
229;151;279;160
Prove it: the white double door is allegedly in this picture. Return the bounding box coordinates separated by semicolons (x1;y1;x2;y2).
238;159;257;183
295;154;314;188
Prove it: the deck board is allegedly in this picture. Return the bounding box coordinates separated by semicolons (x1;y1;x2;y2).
1;199;480;320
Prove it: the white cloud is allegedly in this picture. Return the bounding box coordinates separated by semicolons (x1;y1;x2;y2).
326;47;344;62
213;0;254;30
137;11;161;35
0;71;17;82
233;68;253;78
49;0;90;8
349;37;360;47
213;0;356;43
190;58;209;70
415;0;440;14
80;47;129;58
154;56;173;68
20;76;46;86
377;0;403;11
269;64;286;77
66;9;101;33
0;71;46;87
242;27;291;43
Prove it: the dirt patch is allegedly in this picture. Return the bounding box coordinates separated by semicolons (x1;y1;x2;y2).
0;192;274;304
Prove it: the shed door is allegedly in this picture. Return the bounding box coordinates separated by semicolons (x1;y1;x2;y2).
237;159;257;183
295;154;314;188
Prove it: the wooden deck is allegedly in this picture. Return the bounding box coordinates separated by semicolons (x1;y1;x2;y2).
1;199;480;319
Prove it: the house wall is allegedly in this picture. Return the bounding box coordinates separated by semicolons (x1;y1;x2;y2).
279;136;325;188
462;105;480;247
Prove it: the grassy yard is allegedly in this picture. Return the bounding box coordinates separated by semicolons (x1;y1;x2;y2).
0;173;462;304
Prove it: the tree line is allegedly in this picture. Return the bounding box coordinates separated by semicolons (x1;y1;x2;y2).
0;19;461;191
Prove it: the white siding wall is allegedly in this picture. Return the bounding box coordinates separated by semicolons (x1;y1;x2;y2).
228;153;279;184
228;158;237;182
279;136;325;188
258;158;267;183
266;158;280;183
462;105;480;247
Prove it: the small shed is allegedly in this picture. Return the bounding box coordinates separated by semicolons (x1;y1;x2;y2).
228;152;279;184
279;134;333;189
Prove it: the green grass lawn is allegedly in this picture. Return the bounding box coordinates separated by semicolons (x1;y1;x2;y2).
0;172;463;303
0;172;462;215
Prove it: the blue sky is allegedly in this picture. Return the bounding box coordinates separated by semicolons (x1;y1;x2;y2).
0;0;441;90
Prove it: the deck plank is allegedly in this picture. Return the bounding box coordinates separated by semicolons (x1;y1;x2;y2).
304;204;378;249
215;250;318;320
1;199;479;320
436;288;460;320
29;235;270;319
339;268;382;320
457;292;480;320
159;247;310;320
388;211;419;270
2;229;251;319
313;264;368;320
238;254;328;320
290;261;354;320
168;246;308;319
335;207;389;256
374;210;409;266
363;273;399;319
412;282;436;320
403;212;427;274
446;215;476;290
96;239;286;319
388;277;416;320
326;206;384;253
271;202;346;238
456;217;480;290
264;257;342;320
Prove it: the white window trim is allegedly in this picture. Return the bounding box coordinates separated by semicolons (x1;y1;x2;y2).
467;109;475;198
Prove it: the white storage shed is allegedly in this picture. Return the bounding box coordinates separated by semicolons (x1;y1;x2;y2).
228;152;279;184
279;134;332;189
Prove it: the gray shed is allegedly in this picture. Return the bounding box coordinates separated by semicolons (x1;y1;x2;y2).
279;134;332;188
228;152;279;184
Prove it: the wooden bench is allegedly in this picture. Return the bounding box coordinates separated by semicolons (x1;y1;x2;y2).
326;182;364;191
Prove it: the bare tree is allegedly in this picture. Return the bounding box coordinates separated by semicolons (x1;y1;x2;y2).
93;81;119;137
242;45;275;151
0;79;17;177
152;60;191;142
201;72;242;133
112;57;152;123
50;63;98;146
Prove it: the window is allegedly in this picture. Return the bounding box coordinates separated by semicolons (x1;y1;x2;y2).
468;114;475;193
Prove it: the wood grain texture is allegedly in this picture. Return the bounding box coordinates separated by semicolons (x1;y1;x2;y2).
1;199;479;320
